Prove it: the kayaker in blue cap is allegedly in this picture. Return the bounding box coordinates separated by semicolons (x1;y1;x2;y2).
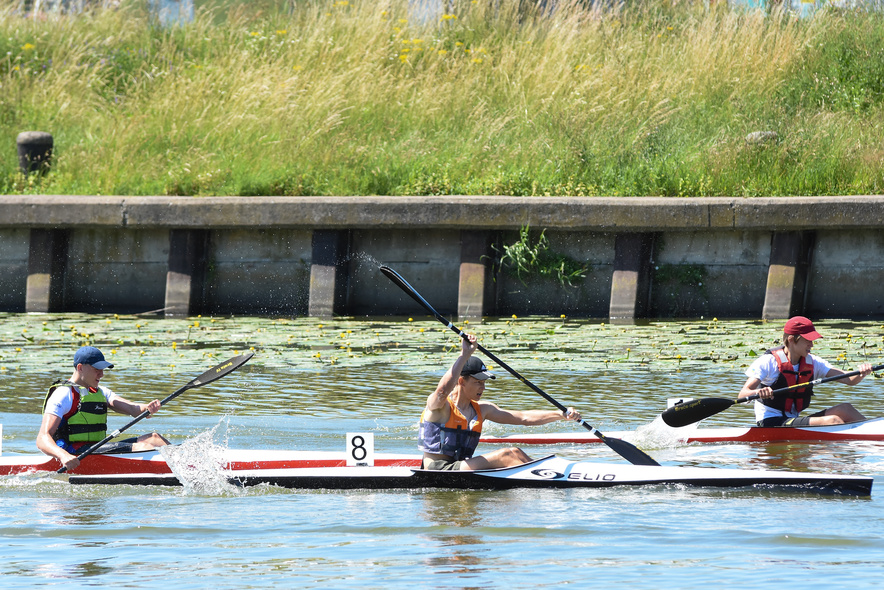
738;316;872;427
36;346;170;471
419;334;581;471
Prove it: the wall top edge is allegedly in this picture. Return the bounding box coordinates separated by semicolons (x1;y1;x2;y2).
2;195;883;230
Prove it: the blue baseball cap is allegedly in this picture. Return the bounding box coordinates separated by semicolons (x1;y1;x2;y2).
73;346;114;370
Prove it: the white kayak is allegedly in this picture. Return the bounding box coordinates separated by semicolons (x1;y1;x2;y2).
212;454;872;495
480;417;884;446
1;451;861;495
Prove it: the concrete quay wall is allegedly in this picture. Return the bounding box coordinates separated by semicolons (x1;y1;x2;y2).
1;195;884;320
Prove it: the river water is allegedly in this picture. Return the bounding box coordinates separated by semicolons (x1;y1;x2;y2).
1;314;883;589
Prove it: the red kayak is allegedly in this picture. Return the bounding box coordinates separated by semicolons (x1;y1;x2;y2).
0;449;421;477
479;417;884;445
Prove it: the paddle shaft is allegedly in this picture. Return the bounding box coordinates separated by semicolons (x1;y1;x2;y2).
380;265;660;466
742;363;884;403
57;352;254;473
661;361;883;427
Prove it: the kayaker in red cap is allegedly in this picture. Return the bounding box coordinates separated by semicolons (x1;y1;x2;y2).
737;317;873;427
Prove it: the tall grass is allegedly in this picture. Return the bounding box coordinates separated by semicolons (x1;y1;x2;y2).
2;0;884;196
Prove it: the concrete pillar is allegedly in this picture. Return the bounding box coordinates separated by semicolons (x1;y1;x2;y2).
609;233;654;320
457;230;493;319
25;229;68;313
17;131;53;176
762;231;814;320
308;230;351;317
164;229;208;317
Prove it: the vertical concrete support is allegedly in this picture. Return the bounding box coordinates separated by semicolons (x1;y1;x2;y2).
25;229;68;313
762;231;814;320
164;229;208;317
458;230;493;319
609;233;654;320
308;230;351;317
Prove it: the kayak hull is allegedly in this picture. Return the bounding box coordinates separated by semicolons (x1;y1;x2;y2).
56;454;873;496
4;450;872;495
479;417;884;445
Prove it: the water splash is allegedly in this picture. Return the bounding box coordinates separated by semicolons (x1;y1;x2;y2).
0;470;68;490
632;416;700;449
159;418;240;496
348;250;386;268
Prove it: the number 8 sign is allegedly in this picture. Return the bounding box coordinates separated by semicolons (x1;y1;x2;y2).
346;432;374;466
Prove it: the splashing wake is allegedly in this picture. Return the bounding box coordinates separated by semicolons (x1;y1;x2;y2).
159;419;239;495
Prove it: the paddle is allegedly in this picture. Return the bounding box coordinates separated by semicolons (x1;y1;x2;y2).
661;362;884;428
57;352;254;473
379;265;660;467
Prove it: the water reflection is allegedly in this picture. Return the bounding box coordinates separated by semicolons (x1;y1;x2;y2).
420;491;485;573
34;560;115;581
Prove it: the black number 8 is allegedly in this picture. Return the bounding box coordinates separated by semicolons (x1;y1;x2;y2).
351;435;367;461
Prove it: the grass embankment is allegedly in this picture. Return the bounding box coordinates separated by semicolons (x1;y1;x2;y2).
2;0;884;197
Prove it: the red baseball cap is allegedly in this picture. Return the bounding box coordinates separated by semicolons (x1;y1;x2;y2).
783;316;822;341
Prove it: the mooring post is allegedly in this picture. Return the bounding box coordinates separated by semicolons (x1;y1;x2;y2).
308;230;351;317
609;232;654;320
164;229;208;317
25;228;68;313
17;131;54;176
762;231;814;320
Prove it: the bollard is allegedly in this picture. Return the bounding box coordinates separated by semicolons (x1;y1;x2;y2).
16;131;54;175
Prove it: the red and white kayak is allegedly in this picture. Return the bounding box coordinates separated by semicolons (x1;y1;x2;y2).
480;417;884;446
0;449;872;495
0;449;421;477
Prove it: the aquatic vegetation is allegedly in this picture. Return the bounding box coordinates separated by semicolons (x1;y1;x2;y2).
495;225;590;287
2;312;881;422
1;312;880;377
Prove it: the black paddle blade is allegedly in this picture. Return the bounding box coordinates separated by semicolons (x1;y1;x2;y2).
660;397;736;428
160;352;255;406
379;265;407;290
598;434;660;466
379;266;436;314
191;352;255;388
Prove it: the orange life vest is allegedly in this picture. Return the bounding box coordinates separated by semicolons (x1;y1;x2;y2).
417;397;483;461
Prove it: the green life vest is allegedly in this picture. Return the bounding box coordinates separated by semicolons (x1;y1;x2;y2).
43;381;108;444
